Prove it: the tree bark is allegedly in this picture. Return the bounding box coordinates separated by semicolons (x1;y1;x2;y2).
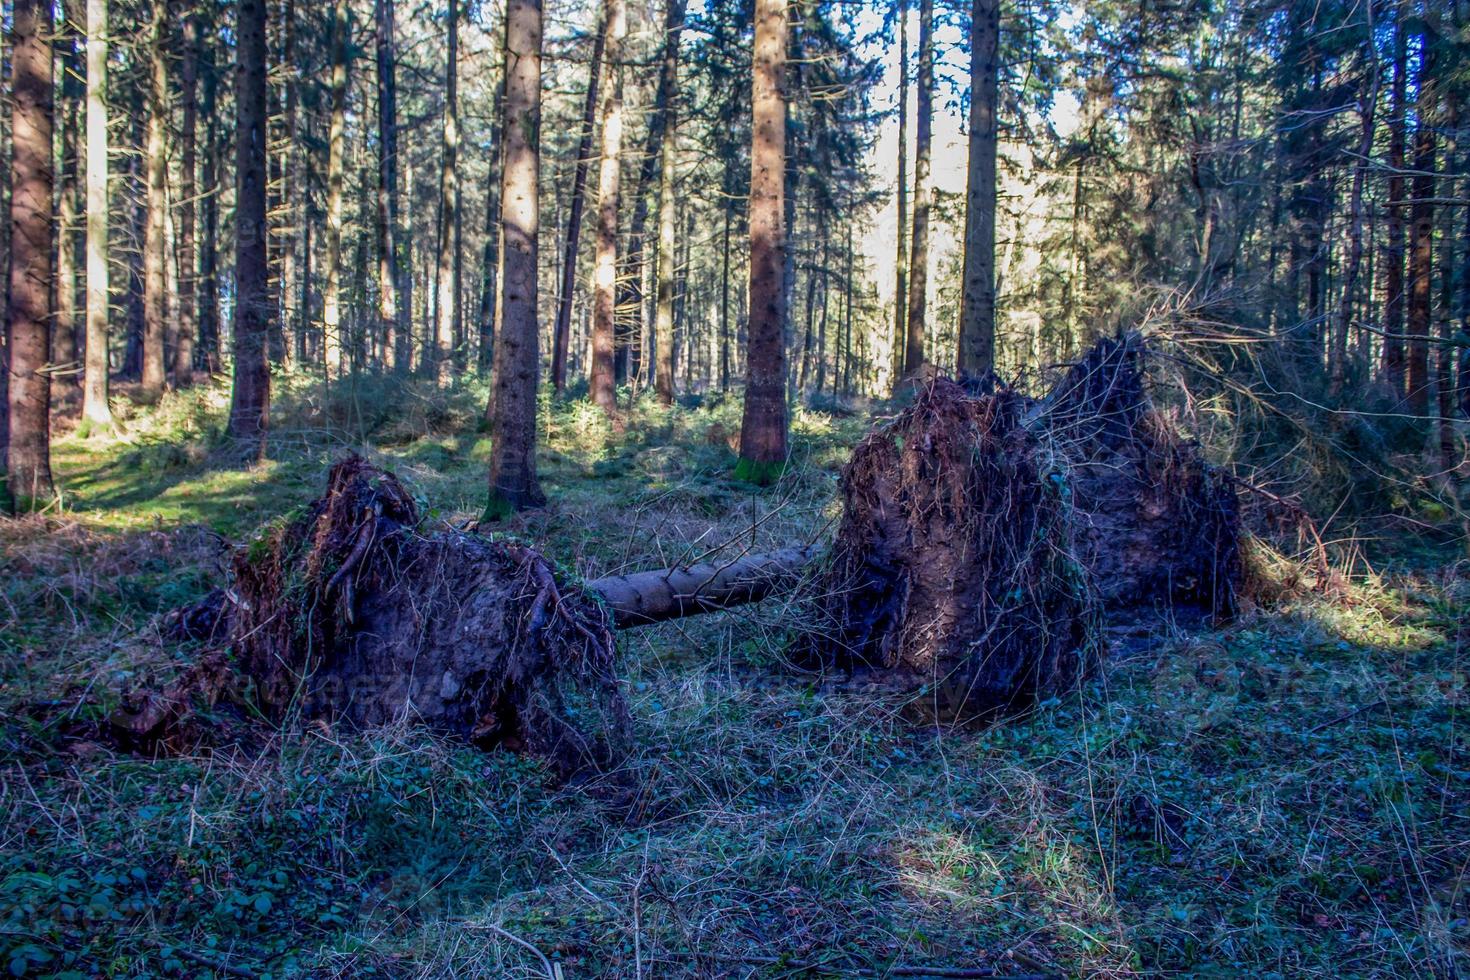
174;3;199;386
736;0;789;485
590;546;816;627
81;0;113;430
589;0;626;415
1381;12;1407;393
891;0;908;383
484;0;546;517
1332;10;1377;395
957;0;999;378
1405;13;1436;417
321;0;349;379
53;0;83;395
477;79;504;374
434;0;460;385
199;34;221;373
551;23;605;393
226;0;271;459
375;0;404;372
652;21;681;406
902;0;933;378
6;0;56;509
140;0;169;400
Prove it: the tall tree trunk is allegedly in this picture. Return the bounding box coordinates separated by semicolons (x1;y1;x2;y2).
551;23;605;392
841;217;853;395
891;0;908;384
736;0;788;484
375;0;404;371
719;195;731;391
652;4;682;406
140;0;169;400
484;0;546;517
322;0;349;379
901;0;933;378
957;0;998;378
1406;15;1436;417
54;0;83;395
81;0;113;430
434;0;459;385
199;35;221;373
6;0;56;509
277;0;299;369
1381;11;1407;393
227;0;271;458
589;0;626;415
175;3;199;386
477;79;504;373
1437;85;1458;471
1332;14;1377;395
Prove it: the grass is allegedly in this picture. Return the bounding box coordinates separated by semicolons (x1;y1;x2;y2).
2;372;1467;977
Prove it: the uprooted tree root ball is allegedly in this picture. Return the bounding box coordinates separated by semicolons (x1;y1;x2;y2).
113;456;628;773
1044;332;1242;616
797;382;1104;723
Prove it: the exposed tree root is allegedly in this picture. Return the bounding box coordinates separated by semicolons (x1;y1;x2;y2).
797;382;1104;723
114;456;627;774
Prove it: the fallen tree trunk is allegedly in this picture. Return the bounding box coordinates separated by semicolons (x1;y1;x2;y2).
589;546;817;627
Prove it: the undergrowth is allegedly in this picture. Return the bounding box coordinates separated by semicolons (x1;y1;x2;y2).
1;373;1466;977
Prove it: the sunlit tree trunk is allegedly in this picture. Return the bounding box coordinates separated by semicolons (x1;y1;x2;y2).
484;0;546;516
735;0;788;484
227;0;271;458
957;0;998;378
652;1;683;406
81;0;113;430
891;0;908;383
589;0;626;415
54;0;83;395
551;22;605;392
175;4;199;386
901;0;933;378
277;0;300;368
199;36;221;372
434;0;459;385
140;0;169;400
321;0;349;379
6;0;56;509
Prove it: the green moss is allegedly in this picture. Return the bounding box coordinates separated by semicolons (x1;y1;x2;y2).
479;491;517;523
733;455;785;487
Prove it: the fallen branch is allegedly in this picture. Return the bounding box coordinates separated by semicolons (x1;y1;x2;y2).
589;545;818;627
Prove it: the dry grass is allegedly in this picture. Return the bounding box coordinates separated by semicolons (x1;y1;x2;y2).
1;374;1467;977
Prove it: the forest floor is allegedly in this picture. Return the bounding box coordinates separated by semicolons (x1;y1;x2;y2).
2;374;1468;978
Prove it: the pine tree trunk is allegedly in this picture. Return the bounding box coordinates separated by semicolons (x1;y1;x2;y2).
226;0;271;458
551;24;605;392
375;0;404;371
54;0;82;396
589;0;626;415
902;0;933;378
199;36;221;373
277;0;299;369
736;0;788;484
652;20;680;406
1405;17;1436;417
321;0;349;379
891;0;908;384
719;197;731;391
957;0;998;378
484;0;546;517
175;3;199;386
81;0;113;429
434;0;459;386
477;79;504;374
6;0;56;509
139;0;169;399
1381;13;1407;393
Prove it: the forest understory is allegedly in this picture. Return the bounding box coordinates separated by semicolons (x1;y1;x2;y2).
1;373;1466;978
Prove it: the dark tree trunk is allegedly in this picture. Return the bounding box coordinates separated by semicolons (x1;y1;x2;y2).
1405;16;1436;417
484;0;547;517
175;3;199;386
652;17;681;406
957;0;998;378
1381;13;1407;393
891;0;908;384
53;0;83;396
199;36;221;373
434;0;459;386
477;80;504;374
375;0;405;371
321;0;349;377
6;0;56;509
226;0;272;459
